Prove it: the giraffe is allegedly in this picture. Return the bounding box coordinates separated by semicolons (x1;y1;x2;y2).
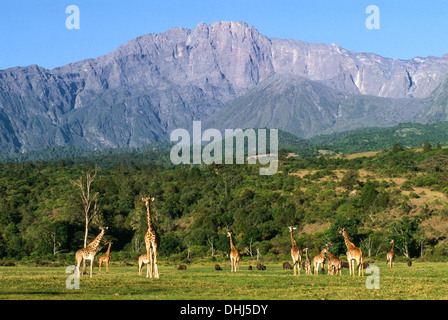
138;253;151;276
289;226;302;276
75;226;108;278
227;232;240;272
303;248;312;275
387;239;395;268
312;247;326;275
338;228;364;276
98;241;112;272
142;196;159;279
324;243;342;276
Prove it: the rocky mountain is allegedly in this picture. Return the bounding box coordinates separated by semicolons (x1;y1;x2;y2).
1;21;448;153
206;73;430;138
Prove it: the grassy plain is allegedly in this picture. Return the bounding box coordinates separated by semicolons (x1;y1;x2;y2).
0;262;447;300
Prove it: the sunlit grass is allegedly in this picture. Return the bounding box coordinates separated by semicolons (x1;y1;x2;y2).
0;262;446;300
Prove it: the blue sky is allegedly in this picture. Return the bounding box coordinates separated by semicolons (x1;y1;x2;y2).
1;0;448;70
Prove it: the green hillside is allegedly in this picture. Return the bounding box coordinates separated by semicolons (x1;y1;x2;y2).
283;121;448;157
0;141;447;265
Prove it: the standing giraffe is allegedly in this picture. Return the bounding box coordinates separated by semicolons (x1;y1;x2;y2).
338;228;364;276
303;248;312;275
75;226;108;278
312;247;326;275
288;226;302;276
138;253;150;276
324;243;342;276
142;196;159;279
387;239;395;268
98;242;112;272
227;232;240;272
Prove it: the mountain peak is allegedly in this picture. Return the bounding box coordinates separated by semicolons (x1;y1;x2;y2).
1;21;448;153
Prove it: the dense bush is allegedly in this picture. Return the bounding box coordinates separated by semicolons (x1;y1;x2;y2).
0;145;447;263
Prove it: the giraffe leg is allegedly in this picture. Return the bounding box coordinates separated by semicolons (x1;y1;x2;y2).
99;259;102;272
77;261;81;278
292;259;296;276
76;256;82;278
106;260;109;272
149;249;154;278
352;260;355;277
146;248;151;278
152;246;159;278
90;258;93;278
146;257;152;278
360;257;364;276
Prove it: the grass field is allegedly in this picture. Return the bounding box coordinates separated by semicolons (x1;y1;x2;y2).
0;262;447;300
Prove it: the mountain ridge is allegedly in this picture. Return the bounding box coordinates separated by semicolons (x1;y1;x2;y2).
1;21;448;154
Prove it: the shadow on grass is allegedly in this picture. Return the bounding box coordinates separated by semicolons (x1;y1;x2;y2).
0;291;80;296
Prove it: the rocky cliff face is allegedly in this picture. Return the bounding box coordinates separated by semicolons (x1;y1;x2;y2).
0;21;448;153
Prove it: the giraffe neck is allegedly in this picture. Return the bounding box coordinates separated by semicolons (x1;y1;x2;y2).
290;231;298;247
229;236;235;250
325;244;334;258
87;230;105;251
105;243;112;255
391;242;395;251
343;231;355;249
146;206;154;232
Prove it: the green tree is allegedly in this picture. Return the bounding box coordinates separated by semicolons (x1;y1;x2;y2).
422;141;432;153
340;170;360;190
392;143;403;153
360;180;378;210
388;216;422;258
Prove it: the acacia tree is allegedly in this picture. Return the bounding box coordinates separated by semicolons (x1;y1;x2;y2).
388;216;422;258
70;169;100;248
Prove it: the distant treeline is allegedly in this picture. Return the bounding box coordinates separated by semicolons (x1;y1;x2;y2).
1;122;448;165
0;142;447;265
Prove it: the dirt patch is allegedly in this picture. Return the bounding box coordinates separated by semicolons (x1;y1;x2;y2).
301;221;331;234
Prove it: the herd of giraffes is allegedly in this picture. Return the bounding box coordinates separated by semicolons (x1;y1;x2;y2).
74;196;396;279
289;226;396;277
75;195;160;279
289;225;366;276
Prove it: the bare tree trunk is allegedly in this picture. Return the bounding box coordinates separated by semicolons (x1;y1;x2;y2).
404;244;410;258
207;238;215;258
71;169;99;273
249;238;254;258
